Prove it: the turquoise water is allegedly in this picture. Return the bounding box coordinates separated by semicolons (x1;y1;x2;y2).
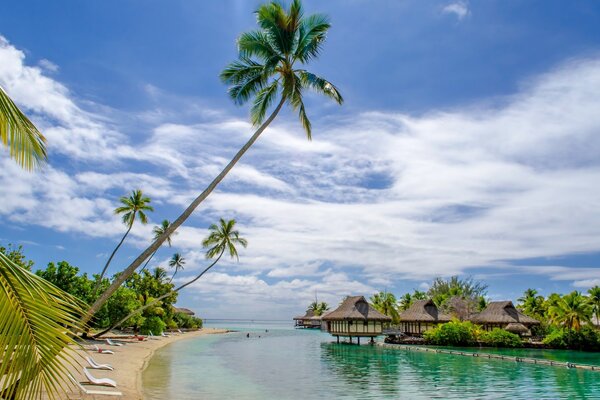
143;321;600;399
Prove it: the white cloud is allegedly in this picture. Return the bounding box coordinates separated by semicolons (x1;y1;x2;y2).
442;1;470;20
38;59;59;73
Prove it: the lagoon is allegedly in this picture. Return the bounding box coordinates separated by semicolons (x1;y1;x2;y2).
143;321;600;399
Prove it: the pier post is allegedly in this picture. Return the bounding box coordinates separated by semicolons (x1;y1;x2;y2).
358;337;360;345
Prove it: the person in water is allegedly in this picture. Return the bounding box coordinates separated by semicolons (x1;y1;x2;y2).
246;333;250;338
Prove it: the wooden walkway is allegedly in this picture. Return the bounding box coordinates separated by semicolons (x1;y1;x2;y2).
376;343;600;372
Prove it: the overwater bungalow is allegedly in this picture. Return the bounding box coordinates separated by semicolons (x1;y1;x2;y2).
397;299;452;336
470;301;540;336
293;309;321;328
322;296;391;344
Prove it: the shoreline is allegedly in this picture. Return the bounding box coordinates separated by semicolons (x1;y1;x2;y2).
62;328;229;399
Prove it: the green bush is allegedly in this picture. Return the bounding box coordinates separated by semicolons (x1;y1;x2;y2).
173;312;203;329
479;328;523;348
543;326;600;351
423;320;477;346
140;316;166;335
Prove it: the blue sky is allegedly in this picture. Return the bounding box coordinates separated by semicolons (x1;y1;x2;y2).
1;0;600;319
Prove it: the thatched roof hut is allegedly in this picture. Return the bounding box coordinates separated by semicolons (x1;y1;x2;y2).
470;301;539;327
399;299;452;323
293;309;315;321
322;296;391;322
504;322;531;335
174;307;195;316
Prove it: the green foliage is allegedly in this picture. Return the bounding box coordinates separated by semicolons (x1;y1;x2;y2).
106;287;143;329
479;328;523;348
428;276;487;310
173;312;203;329
370;291;400;324
588;286;600;324
0;243;35;270
308;300;329;316
542;326;600;351
140;316;166;335
423;320;477;346
548;291;592;331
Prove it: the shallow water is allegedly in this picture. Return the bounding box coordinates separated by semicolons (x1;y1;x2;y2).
143;321;600;399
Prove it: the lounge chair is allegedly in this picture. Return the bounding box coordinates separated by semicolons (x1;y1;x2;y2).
177;329;184;334
105;338;123;346
83;368;118;388
93;345;114;354
161;332;170;337
86;356;114;370
68;374;122;397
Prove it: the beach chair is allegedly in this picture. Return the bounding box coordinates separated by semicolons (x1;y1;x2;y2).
83;368;118;388
68;374;122;397
93;345;114;354
161;332;170;337
105;338;123;346
177;329;184;334
86;356;114;370
147;331;159;340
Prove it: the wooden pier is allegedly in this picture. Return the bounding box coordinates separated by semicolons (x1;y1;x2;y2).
376;343;600;372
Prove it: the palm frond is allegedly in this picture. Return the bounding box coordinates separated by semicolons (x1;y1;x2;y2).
0;86;47;171
256;2;293;55
287;81;312;139
220;58;265;84
250;81;280;126
238;30;282;62
298;70;343;104
0;252;86;399
294;14;330;63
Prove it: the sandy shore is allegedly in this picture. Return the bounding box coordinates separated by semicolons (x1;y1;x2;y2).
61;328;228;399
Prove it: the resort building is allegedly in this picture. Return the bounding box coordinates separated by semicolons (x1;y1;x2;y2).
322;296;392;343
174;307;195;316
398;299;452;336
470;301;540;336
293;309;321;328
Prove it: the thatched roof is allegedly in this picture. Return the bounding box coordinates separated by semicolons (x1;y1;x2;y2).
174;307;195;316
505;322;530;334
322;296;392;322
399;299;452;323
470;301;539;325
293;309;315;320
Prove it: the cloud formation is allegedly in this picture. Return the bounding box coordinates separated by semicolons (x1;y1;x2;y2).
443;1;470;20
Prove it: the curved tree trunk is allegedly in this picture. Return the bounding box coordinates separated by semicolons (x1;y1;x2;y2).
139;250;157;273
83;96;286;326
93;251;224;338
94;221;134;295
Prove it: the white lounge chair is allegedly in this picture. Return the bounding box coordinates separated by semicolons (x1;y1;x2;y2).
105;338;123;346
161;332;170;337
93;345;114;354
86;356;114;370
177;329;184;334
83;368;117;388
68;374;122;397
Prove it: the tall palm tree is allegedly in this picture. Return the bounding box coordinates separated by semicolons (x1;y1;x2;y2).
370;291;400;324
139;220;176;273
95;190;153;292
308;300;329;316
0;86;47;170
398;293;412;311
93;218;247;337
168;253;186;283
85;0;343;324
548;291;592;331
587;286;600;326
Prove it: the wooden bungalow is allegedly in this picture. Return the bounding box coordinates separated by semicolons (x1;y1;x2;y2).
470;301;540;336
322;296;391;344
398;299;452;336
293;309;321;328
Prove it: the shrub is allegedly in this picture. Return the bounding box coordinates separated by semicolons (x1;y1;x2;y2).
543;326;600;351
423;320;477;346
480;328;523;348
140;316;166;335
173;312;203;330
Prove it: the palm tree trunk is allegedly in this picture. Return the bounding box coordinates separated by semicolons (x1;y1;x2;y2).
92;250;224;338
83;97;287;326
168;270;177;284
94;221;134;295
139;250;157;273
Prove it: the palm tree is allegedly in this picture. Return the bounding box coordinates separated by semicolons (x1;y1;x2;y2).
84;0;343;324
370;291;400;324
93;218;247;338
308;300;329;316
398;293;412;311
0;86;47;170
548;291;592;331
0;252;86;399
587;286;600;326
139;220;176;273
95;190;153;292
168;253;186;283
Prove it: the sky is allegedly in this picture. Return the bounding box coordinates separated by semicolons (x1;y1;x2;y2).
1;0;600;320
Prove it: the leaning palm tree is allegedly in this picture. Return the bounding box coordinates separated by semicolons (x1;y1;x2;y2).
84;0;342;324
95;189;153;292
0;252;86;399
168;253;185;283
548;291;593;331
93;218;247;338
0;86;47;170
370;291;400;324
587;286;600;326
139;219;176;273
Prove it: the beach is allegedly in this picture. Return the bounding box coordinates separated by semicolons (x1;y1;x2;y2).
61;328;228;399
